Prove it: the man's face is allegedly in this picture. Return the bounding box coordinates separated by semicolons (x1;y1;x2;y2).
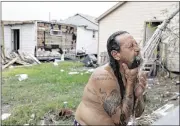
116;34;140;67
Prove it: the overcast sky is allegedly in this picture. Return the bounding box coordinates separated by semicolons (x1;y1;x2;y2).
2;2;118;21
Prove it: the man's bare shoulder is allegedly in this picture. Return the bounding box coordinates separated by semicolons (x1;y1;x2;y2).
92;64;113;78
90;64;117;88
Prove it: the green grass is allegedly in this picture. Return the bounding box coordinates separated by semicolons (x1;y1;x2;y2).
2;61;91;125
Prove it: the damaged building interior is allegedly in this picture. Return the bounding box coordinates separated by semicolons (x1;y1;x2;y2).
36;21;77;60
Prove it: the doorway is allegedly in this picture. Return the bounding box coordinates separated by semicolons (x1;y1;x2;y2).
12;29;20;51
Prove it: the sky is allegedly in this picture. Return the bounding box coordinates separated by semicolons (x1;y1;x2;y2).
2;2;118;21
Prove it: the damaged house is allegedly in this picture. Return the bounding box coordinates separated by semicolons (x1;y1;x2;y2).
96;2;179;74
2;20;78;60
60;13;98;56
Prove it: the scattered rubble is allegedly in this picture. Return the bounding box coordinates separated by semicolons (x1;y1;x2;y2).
60;69;64;72
82;54;97;67
1;113;11;120
30;114;36;119
58;108;73;119
53;62;58;66
169;93;180;100
136;76;179;125
16;74;28;81
38;108;74;125
68;72;79;75
63;101;68;108
176;80;180;85
24;124;29;126
87;69;94;73
1;50;41;70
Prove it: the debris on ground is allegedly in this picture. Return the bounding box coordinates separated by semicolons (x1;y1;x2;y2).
60;69;64;72
176;80;180;85
147;78;155;86
53;62;58;66
169;93;180;100
87;69;94;73
24;124;29;126
30;114;36;119
68;72;79;75
82;54;97;67
64;53;76;61
36;48;62;61
54;59;62;63
39;108;74;125
16;74;28;81
1;50;41;70
136;76;179;125
61;53;64;61
1;113;11;120
63;101;68;108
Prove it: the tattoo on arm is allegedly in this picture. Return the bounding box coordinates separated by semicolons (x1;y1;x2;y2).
99;88;134;125
99;88;121;117
134;95;145;117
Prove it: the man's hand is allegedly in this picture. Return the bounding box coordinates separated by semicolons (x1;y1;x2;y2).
134;72;148;98
122;63;138;84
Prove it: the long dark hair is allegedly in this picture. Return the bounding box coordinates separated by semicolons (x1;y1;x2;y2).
107;31;129;99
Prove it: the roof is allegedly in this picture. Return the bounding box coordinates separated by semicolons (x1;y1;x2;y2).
96;2;126;22
61;13;98;30
3;20;35;25
76;13;98;25
2;20;76;27
37;20;76;27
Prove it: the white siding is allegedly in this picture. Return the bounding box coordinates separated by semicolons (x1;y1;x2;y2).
4;26;11;54
76;27;98;54
4;23;36;55
98;2;178;64
21;24;36;55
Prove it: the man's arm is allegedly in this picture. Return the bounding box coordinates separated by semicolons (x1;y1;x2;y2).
134;94;145;117
134;72;147;117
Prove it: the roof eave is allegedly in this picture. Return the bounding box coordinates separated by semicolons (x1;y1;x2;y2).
96;2;126;22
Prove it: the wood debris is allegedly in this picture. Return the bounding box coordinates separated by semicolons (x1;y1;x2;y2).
1;50;41;70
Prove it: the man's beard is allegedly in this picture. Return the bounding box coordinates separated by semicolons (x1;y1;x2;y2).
129;56;143;69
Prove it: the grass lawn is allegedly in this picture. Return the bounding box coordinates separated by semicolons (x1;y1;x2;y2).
2;61;91;125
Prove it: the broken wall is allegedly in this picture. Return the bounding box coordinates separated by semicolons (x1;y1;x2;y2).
36;22;77;58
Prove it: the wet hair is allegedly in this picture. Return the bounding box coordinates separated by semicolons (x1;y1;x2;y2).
107;31;129;99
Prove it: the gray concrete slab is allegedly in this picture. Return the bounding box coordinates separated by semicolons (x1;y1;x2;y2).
152;106;179;125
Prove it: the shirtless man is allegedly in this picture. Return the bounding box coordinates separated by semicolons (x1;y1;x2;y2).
74;31;147;125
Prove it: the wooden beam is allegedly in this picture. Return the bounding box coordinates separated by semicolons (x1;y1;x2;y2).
2;57;18;70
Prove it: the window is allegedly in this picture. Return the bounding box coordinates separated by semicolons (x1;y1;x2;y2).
92;31;95;38
50;30;62;36
52;31;58;35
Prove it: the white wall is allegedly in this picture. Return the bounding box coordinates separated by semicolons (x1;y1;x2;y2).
98;2;178;64
4;25;11;54
4;23;36;55
76;27;98;54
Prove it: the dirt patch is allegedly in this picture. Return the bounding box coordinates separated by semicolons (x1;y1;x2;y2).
136;75;179;125
38;109;75;125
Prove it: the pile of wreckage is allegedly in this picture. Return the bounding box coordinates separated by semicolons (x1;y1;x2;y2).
82;54;98;67
1;50;41;70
